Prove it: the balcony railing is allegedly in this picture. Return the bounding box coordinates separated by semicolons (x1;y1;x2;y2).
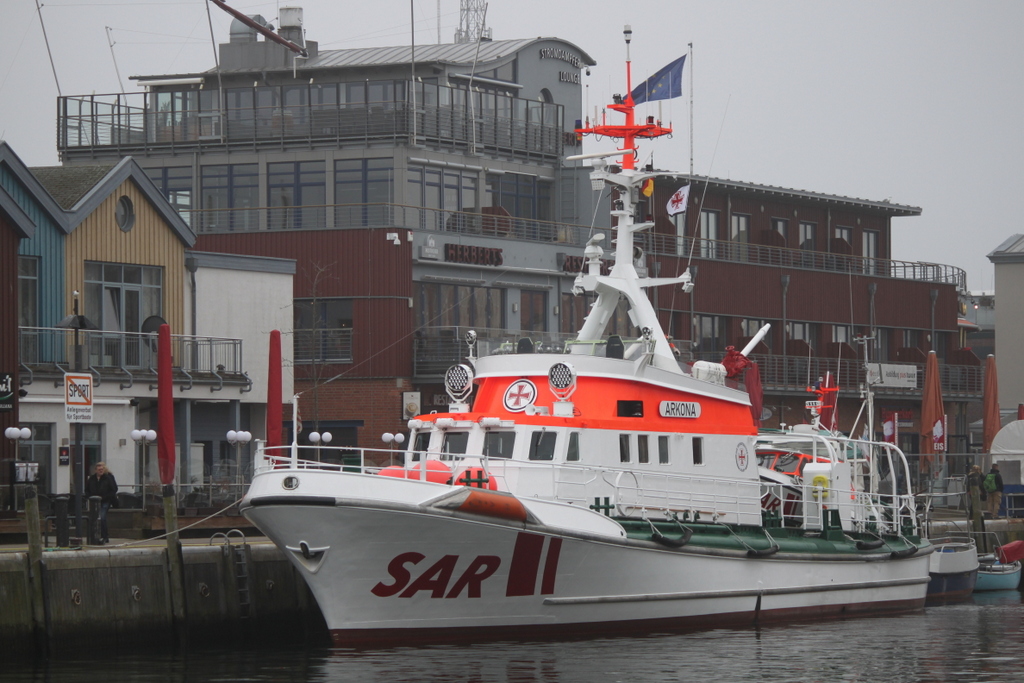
19;327;246;387
58;94;563;161
186;202;964;288
412;326;984;398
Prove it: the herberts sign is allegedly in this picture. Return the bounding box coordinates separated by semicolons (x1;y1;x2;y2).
64;372;93;423
444;243;503;267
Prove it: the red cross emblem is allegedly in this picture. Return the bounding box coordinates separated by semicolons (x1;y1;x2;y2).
503;380;537;412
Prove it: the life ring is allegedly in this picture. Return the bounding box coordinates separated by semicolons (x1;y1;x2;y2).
811;474;829;499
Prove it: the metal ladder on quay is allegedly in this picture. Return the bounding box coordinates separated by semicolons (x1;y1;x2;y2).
211;529;251;619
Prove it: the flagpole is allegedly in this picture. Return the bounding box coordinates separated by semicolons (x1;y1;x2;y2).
688;42;694;176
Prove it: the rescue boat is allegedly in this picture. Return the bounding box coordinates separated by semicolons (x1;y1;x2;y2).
241;28;932;646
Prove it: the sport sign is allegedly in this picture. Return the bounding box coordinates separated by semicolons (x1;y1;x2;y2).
64;372;93;423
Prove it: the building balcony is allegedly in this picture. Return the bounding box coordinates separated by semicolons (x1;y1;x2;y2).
412;326;984;400
188;202;965;288
57;93;564;162
18;327;250;392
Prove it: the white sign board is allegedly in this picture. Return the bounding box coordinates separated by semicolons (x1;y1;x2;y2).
866;363;918;388
64;372;94;422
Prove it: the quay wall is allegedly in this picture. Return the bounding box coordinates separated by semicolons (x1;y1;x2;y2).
0;541;325;657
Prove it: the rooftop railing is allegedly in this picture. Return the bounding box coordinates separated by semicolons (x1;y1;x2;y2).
58;94;564;161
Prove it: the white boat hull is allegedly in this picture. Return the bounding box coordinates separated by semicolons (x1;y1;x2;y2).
244;470;930;645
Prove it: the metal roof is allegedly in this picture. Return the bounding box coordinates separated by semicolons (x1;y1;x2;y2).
658;173;922;216
311;38;595;69
988;234;1024;263
134;37;596;80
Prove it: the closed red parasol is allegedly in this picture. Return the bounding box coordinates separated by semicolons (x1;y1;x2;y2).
920;351;945;468
157;324;176;485
982;354;1000;453
266;330;283;450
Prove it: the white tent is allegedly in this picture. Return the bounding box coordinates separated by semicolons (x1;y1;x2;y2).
991;420;1024;485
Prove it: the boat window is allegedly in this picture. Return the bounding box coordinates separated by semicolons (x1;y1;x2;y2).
619;434;631;463
692;437;704;466
638;435;650;464
442;431;469;457
658;435;669;464
529;431;557;460
410;431;431;461
617;400;643;417
567;432;580;461
483;431;516;459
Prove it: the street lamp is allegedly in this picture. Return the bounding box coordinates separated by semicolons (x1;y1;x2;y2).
308;431;332;461
131;429;157;508
381;432;405;467
227;430;252;491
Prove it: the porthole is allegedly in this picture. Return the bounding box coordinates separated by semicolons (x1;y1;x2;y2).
116;195;135;232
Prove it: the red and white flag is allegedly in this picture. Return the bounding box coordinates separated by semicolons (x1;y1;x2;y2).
666;185;690;216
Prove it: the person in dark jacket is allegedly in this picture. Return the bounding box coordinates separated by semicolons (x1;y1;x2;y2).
986;464;1005;520
85;461;118;543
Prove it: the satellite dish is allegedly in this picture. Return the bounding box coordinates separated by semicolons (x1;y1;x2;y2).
760;407;774;421
141;315;168;334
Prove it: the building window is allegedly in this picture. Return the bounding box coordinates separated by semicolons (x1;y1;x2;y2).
694;314;725;354
699;209;719;258
863;229;879;275
407;165;478;231
18;256;39;328
200;164;258;231
799;221;816;250
416;283;503;330
834;225;852;246
14;423;52;494
902;329;921;350
771;218;788;243
486;173;553;223
268;161;326;229
730;213;750;260
293;298;353;363
146;167;193;225
335;158;394;227
520;290;548;333
787;321;818;352
84;261;163;333
832;325;852;345
115;196;135;232
874;327;891;362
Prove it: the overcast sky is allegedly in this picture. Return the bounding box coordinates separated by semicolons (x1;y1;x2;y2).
2;0;1021;291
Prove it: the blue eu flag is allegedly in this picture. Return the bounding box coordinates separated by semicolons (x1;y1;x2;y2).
630;55;686;104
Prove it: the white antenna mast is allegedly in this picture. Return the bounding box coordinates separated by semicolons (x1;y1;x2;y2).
105;27;125;93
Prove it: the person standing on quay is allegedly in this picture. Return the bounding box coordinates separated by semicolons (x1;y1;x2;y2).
984;464;1004;520
85;461;118;543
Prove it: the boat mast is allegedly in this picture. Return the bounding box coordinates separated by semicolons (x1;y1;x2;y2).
570;27;691;366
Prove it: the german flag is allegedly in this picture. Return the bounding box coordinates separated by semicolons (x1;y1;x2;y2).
640;178;654;197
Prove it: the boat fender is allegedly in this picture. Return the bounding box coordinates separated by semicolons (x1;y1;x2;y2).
652;526;692;548
810;474;829;499
856;539;885;551
746;545;780;557
889;546;919;559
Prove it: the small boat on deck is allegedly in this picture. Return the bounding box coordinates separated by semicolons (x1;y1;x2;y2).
926;536;979;603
